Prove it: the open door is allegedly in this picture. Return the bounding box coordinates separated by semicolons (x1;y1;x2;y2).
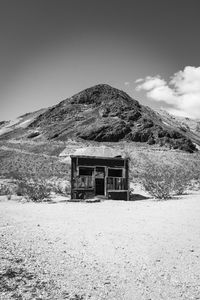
95;167;105;195
95;178;105;195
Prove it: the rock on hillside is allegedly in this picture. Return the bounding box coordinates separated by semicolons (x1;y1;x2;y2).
0;84;199;153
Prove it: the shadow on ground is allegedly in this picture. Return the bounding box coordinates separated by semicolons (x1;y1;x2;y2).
129;194;150;201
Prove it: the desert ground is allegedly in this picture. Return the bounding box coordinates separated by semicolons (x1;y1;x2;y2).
1;193;200;300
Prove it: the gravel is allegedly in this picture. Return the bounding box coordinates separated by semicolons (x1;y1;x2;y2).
1;193;200;300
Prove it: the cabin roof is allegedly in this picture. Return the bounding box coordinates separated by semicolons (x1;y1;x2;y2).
60;145;124;163
70;155;126;161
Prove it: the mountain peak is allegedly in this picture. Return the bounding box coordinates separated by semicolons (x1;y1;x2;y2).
77;83;124;94
0;84;199;153
68;83;133;106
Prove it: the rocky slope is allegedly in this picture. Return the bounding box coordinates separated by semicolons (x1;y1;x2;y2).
0;84;199;152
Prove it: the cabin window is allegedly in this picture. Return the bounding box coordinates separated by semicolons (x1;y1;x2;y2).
108;168;123;177
79;167;94;176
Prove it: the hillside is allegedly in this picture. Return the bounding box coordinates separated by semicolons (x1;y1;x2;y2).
0;84;199;153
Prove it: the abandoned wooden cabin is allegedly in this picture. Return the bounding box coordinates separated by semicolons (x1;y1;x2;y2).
71;155;129;200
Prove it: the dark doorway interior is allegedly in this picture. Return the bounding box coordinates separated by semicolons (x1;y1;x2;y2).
95;178;105;195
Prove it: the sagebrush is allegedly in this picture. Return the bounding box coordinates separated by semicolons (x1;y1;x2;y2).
16;177;51;202
141;162;194;199
0;183;12;199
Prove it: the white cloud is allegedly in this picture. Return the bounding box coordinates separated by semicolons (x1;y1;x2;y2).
135;78;143;83
124;81;130;86
135;66;200;119
170;66;200;94
146;85;176;105
136;76;166;91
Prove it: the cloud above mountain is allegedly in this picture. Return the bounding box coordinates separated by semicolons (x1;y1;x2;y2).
135;66;200;119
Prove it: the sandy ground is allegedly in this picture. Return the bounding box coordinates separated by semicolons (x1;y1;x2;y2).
1;194;200;300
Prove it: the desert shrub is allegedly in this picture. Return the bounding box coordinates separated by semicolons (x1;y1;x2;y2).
171;166;193;195
16;177;51;202
62;184;71;196
52;181;70;196
25;181;51;202
188;179;200;191
141;162;192;199
0;183;12;199
142;164;173;199
52;183;63;195
15;180;28;196
0;183;10;195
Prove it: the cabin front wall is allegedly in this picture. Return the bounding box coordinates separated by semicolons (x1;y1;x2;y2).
71;156;129;200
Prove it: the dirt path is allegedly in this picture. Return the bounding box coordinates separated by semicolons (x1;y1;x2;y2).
1;194;200;300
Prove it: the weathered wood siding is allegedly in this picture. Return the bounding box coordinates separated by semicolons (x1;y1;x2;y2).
71;155;129;200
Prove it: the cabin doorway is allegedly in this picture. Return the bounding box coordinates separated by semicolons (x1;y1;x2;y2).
95;167;105;195
95;178;105;195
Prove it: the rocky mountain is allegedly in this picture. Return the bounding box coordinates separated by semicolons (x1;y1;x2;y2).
0;84;199;153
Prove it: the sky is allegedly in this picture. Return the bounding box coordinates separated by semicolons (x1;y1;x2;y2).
1;0;200;120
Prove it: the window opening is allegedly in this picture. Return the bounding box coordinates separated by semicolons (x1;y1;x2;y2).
79;167;94;176
108;168;123;177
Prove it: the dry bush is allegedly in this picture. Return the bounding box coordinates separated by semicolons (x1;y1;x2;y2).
123;142;200;189
0;183;12;199
46;178;70;196
141;162;193;200
0;183;10;195
16;177;51;202
171;167;193;195
53;182;70;196
188;179;200;191
141;163;174;199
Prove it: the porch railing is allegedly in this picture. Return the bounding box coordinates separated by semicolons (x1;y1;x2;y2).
74;176;93;189
73;176;127;190
107;177;126;190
